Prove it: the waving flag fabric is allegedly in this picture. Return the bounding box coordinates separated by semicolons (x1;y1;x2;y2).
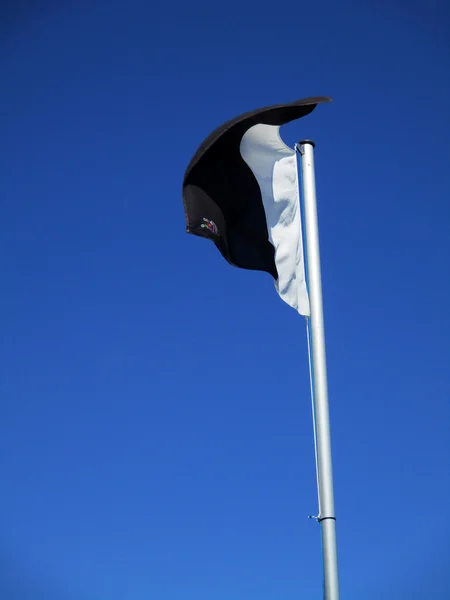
182;96;331;315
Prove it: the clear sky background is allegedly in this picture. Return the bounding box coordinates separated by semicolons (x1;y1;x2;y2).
1;1;449;599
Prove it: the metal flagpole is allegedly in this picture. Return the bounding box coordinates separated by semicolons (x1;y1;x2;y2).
297;140;340;600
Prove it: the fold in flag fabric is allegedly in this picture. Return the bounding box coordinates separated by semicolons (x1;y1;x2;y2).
182;96;331;316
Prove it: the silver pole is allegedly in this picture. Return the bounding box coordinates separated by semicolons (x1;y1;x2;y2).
298;140;340;600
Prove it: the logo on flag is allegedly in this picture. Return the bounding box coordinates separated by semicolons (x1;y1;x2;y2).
200;218;218;235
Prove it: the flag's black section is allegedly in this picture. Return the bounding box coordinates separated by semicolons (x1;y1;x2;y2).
182;96;331;278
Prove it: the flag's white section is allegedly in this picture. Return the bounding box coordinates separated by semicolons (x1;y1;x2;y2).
240;124;310;316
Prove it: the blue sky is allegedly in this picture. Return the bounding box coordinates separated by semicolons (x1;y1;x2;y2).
1;2;449;598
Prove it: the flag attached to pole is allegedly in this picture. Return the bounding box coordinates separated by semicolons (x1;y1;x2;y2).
182;96;331;315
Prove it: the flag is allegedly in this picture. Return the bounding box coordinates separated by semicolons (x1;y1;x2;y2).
182;96;331;315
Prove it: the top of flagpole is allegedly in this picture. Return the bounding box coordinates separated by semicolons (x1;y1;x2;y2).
299;139;316;148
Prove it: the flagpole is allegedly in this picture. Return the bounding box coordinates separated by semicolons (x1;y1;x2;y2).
297;140;340;600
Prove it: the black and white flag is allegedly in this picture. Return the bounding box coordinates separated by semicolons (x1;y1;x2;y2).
182;97;330;315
